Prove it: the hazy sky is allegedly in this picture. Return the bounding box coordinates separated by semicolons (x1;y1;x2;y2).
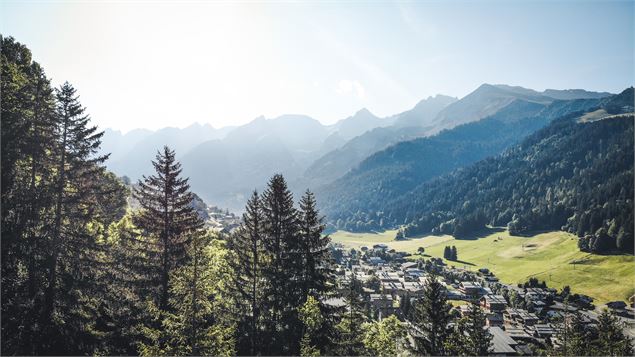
2;1;633;132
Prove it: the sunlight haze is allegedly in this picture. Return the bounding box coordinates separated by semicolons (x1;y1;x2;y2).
2;1;633;131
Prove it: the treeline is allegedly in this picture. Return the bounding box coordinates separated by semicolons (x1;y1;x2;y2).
320;96;603;233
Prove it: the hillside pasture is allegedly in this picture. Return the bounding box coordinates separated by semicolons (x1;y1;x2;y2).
329;229;635;304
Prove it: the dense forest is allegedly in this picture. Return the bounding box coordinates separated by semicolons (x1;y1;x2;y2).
319;96;604;232
331;89;634;254
0;37;332;356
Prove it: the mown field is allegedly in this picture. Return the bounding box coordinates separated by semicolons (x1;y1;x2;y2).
329;229;635;305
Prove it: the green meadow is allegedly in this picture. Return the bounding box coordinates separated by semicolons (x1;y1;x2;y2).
330;229;635;305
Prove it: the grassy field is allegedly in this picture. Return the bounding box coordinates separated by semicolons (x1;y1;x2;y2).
330;229;635;304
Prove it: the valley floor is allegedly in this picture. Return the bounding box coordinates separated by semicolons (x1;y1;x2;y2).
330;229;635;305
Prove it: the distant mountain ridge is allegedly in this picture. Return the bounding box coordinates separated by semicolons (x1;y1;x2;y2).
317;96;606;225
99;84;614;210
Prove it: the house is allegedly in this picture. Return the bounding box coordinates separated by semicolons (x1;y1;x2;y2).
506;308;539;326
529;324;555;338
378;271;400;282
369;257;385;266
481;295;507;312
401;281;425;298
504;327;534;342
382;281;400;295
400;261;417;271
459;281;482;298
369;293;394;312
488;326;518;355
486;312;504;327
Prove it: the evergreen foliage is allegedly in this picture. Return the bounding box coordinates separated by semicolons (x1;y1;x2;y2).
132;146;204;310
412;274;452;355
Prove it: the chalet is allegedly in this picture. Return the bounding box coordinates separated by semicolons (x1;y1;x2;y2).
378;271;400;282
488;326;518;356
506;308;539;326
369;257;385;266
369;293;393;310
382;281;400;295
504;327;534;342
401;281;425;298
459;281;482;298
400;261;417;271
486;312;504;327
529;323;555;338
481;295;507;312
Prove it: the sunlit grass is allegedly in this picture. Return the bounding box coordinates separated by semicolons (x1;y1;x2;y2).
330;229;635;304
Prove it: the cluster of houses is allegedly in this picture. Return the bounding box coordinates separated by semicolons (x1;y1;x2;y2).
205;206;241;232
329;244;635;356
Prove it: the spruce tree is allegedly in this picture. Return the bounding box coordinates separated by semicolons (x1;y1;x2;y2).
596;309;633;356
334;275;368;356
446;302;491;355
443;246;450;259
412;274;452;355
1;37;57;355
451;246;458;261
139;232;235;356
39;82;110;353
227;191;268;355
260;174;301;354
298;295;324;356
298;189;334;300
133;146;204;311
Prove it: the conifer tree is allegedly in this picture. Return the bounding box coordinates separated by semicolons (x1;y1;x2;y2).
133;146;204;311
227;191;268;355
412;274;452;355
1;37;58;355
38;82;110;353
446;302;491;355
451;246;458;261
363;315;406;356
596;309;633;356
334;275;368;356
140;233;235;356
298;295;324;356
298;189;334;300
260;174;301;354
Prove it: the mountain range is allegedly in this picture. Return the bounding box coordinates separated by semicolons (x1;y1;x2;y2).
99;84;613;211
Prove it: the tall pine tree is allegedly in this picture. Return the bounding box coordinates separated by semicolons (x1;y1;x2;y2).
133;146;204;311
412;274;452;355
227;191;268;355
260;174;301;354
297;190;334;301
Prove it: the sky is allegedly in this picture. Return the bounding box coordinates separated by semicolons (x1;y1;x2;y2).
2;1;634;132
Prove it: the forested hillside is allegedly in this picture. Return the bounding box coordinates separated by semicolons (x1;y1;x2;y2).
320;96;604;227
336;89;634;254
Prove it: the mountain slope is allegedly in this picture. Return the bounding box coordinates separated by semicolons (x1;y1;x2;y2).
389;94;458;128
331;88;633;254
327;108;387;140
102;123;234;179
299;94;455;188
429;84;612;132
180;114;330;210
318;96;603;224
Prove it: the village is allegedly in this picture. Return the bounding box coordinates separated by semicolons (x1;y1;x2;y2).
327;242;635;355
